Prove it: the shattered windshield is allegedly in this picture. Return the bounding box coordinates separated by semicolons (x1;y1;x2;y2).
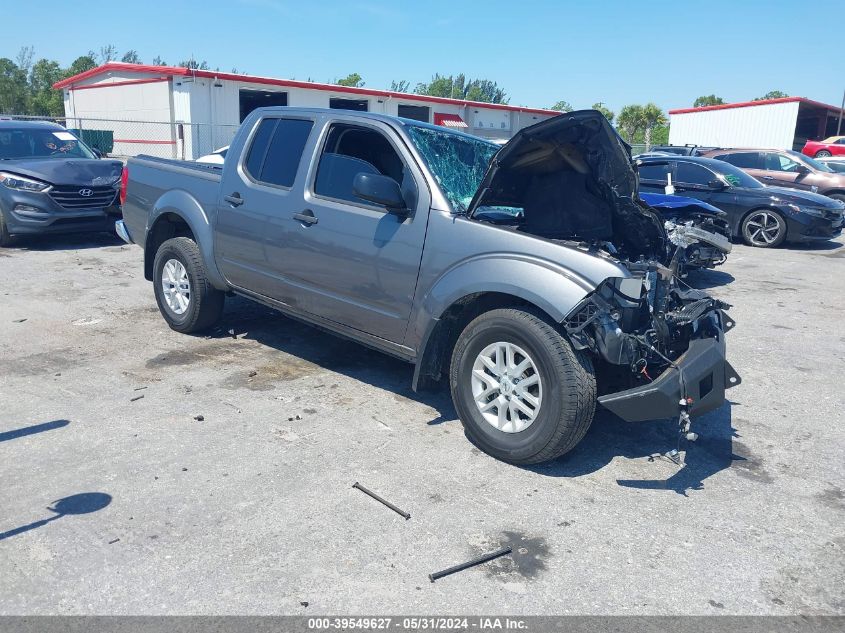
406;124;499;213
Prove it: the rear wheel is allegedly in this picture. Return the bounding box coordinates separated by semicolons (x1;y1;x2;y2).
449;307;596;465
815;150;832;158
741;210;786;247
828;193;845;204
153;237;224;333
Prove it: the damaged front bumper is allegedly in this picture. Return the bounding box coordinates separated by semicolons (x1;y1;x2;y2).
597;326;741;422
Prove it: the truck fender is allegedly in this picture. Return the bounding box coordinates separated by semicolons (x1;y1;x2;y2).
145;189;228;289
409;255;595;390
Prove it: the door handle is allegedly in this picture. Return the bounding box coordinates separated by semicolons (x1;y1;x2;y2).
293;210;318;226
761;176;775;180
224;192;244;207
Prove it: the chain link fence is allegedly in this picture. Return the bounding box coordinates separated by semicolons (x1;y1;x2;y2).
0;114;239;161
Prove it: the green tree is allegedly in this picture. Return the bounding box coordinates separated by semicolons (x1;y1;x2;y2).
617;104;645;143
591;103;614;124
389;79;410;93
65;55;97;77
179;58;209;70
693;94;724;107
336;73;364;87
753;90;788;101
550;100;572;112
28;59;64;116
415;73;507;104
0;58;28;113
641;103;667;148
152;55;167;66
121;50;141;64
98;45;118;64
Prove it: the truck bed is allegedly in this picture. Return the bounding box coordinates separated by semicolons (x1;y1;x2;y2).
121;155;222;249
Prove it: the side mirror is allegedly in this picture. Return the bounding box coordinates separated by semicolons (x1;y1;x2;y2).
795;164;810;175
91;148;103;159
708;178;726;190
353;173;406;213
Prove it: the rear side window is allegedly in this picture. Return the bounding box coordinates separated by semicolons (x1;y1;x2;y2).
676;162;715;186
244;118;313;187
638;163;671;182
720;152;763;169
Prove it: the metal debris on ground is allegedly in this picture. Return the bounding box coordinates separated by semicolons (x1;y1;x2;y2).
193;415;204;421
13;318;27;323
352;482;411;520
130;394;145;402
133;386;148;391
108;538;120;544
429;546;513;582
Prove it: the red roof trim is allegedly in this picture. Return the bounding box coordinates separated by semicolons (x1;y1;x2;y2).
69;76;170;91
54;62;560;117
669;96;842;115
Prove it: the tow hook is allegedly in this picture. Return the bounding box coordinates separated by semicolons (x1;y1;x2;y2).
657;397;698;466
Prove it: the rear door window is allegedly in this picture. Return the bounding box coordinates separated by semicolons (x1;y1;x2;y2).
244;118;314;187
676;162;716;186
762;152;801;172
720;152;764;169
638;162;671;182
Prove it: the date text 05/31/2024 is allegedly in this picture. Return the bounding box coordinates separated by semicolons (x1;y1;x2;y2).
307;617;528;630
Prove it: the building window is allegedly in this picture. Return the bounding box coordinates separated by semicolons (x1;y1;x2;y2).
329;98;369;112
397;104;430;122
239;90;288;123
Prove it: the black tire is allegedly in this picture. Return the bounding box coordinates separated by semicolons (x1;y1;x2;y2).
449;307;596;465
741;209;786;248
828;193;845;204
0;211;14;248
152;237;224;333
815;150;832;158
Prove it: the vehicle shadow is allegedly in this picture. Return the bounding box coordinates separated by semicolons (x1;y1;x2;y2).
785;239;842;251
213;296;457;419
2;232;122;252
527;401;739;496
0;492;112;541
0;419;70;443
683;268;735;289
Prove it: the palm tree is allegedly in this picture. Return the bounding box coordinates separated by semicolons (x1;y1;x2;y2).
617;105;644;143
642;103;667;149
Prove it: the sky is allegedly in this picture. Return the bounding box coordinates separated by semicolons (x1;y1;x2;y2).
5;0;844;115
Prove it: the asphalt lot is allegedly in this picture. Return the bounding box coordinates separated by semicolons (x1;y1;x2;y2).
0;232;843;615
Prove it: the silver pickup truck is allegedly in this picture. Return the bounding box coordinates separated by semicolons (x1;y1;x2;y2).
118;107;740;465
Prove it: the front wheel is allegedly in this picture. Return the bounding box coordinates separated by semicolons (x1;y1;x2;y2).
449;308;596;465
741;210;786;247
815;150;832;158
0;211;14;247
153;237;224;333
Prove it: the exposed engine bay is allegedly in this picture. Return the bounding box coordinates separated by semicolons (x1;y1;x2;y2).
466;110;740;426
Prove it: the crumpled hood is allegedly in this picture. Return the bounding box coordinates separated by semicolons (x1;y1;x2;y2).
0;158;123;187
468;110;637;214
640;192;727;216
467;109;665;258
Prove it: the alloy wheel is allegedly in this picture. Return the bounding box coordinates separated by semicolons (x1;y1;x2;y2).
161;258;190;315
471;341;543;433
745;211;783;246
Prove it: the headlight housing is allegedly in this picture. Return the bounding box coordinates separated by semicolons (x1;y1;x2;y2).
0;171;52;193
785;203;826;217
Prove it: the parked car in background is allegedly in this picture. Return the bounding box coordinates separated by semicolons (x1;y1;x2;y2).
196;146;228;165
117;108;740;464
636;155;844;247
648;145;720;156
815;156;845;173
801;136;845;158
640;192;731;274
0;120;123;247
702;148;845;203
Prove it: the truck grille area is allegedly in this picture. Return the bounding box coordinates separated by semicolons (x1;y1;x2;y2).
49;185;118;209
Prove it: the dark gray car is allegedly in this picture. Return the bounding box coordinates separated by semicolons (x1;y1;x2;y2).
118;108;740;465
0;120;123;246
